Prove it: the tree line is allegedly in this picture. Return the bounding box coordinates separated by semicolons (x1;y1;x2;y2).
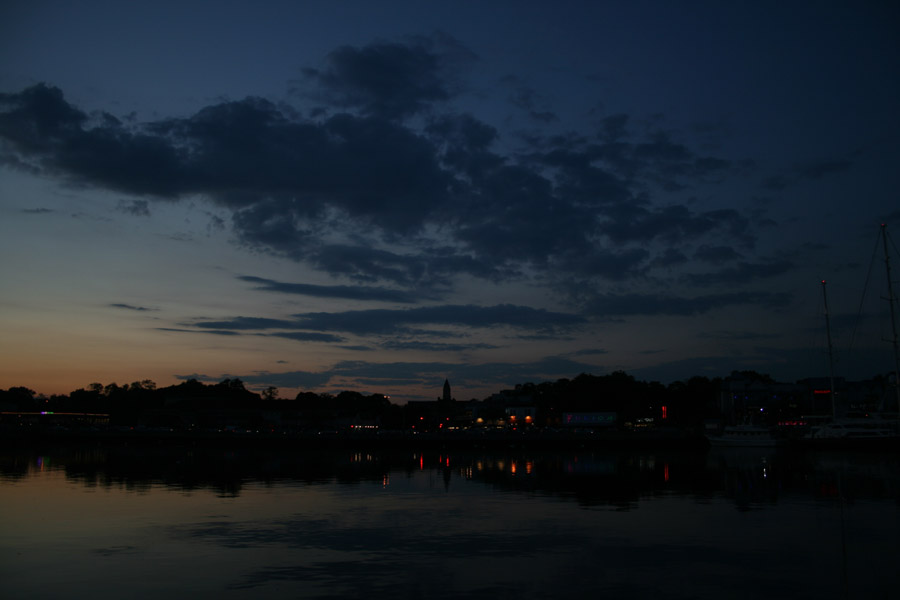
0;371;737;428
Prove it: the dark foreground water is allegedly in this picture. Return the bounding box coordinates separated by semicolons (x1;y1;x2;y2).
1;443;898;599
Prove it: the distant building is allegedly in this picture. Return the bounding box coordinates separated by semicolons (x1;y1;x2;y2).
562;412;616;428
718;372;801;425
476;390;537;427
407;378;465;429
505;404;536;426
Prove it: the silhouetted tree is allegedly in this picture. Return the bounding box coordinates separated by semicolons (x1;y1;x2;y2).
732;370;774;384
1;387;37;410
219;378;247;391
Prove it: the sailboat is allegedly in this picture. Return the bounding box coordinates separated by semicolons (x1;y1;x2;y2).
802;224;900;449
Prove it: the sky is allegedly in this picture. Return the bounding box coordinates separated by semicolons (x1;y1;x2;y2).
2;0;900;402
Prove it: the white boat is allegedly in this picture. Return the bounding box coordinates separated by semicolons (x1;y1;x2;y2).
707;425;782;447
801;417;899;449
805;418;896;440
802;226;900;449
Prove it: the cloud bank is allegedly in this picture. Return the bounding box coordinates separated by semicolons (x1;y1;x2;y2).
0;35;797;325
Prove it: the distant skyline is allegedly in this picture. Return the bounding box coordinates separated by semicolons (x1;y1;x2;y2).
2;1;900;401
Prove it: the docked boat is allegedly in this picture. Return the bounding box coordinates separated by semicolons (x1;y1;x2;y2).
805;418;895;440
707;425;783;447
799;225;900;449
800;417;899;449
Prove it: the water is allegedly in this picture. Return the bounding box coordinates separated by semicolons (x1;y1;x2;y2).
1;443;898;599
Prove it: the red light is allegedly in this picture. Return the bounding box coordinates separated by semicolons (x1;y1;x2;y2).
661;405;667;420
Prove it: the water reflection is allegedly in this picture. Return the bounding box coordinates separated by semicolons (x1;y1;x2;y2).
1;443;899;599
2;442;898;508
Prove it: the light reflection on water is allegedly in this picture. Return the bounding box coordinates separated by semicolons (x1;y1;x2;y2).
1;444;898;599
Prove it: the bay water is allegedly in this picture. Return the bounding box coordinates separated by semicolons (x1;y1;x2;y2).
1;443;898;599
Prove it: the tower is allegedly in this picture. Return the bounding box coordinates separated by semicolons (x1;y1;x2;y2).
442;379;452;403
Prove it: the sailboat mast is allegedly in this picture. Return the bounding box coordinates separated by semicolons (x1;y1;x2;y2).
822;279;837;419
880;223;900;416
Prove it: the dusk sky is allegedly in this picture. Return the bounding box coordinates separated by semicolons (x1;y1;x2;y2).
2;1;899;402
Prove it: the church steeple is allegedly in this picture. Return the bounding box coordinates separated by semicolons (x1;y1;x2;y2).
442;379;452;403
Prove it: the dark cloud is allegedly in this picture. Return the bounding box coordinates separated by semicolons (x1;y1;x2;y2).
0;37;775;313
0;83;184;196
1;85;449;234
162;325;342;343
0;82;746;290
503;78;558;123
172;305;582;344
697;330;780;341
22;207;54;214
598;205;752;246
117;199;150;216
158;327;241;336
796;158;852;180
634;132;692;162
761;157;853;191
569;348;609;356
600;114;629;142
193;317;300;330
110;303;154;311
624;131;731;188
762;174;790;191
682;259;793;287
0;83;87;153
693;245;742;264
2;151;45;175
304;244;453;287
380;340;498;352
652;248;689;268
427;113;497;150
266;331;345;343
585;291;790;317
237;275;420;303
301;38;459;119
291;304;586;336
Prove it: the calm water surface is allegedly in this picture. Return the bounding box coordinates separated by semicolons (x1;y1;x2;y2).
1;444;898;599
